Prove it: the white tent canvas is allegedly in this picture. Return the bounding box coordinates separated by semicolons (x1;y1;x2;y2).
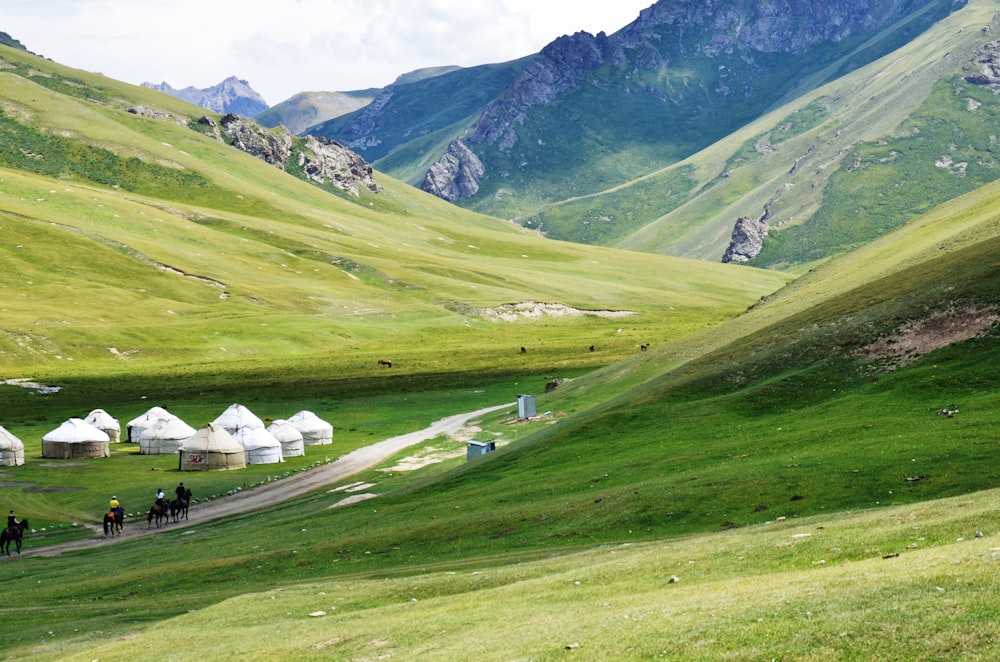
267;419;305;458
287;410;333;446
139;416;197;455
178;423;246;471
85;408;121;443
233;426;284;465
213;403;265;435
126;406;172;443
42;418;110;459
0;425;25;466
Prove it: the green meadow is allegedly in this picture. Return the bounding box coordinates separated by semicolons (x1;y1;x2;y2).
1;33;1000;661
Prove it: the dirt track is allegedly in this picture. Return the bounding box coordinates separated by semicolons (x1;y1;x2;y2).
11;403;512;558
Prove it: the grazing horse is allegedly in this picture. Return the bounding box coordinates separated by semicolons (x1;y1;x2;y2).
1;519;28;555
169;490;192;523
147;502;167;529
377;359;392;368
103;510;123;537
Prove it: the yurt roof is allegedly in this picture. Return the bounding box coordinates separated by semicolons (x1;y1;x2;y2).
127;406;173;427
85;408;121;431
213;403;265;432
42;418;111;443
180;423;243;453
287;410;333;433
0;425;24;450
140;416;197;441
267;419;304;443
233;426;281;451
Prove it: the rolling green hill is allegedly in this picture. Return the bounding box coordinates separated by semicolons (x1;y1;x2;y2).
1;16;1000;662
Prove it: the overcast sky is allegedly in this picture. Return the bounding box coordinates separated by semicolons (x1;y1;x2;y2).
5;1;654;104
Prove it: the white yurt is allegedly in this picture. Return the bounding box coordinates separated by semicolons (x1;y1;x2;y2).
139;416;197;455
266;419;305;458
232;426;284;465
126;406;173;443
41;418;111;459
287;410;333;446
85;408;121;443
0;425;25;466
212;403;265;435
178;423;246;471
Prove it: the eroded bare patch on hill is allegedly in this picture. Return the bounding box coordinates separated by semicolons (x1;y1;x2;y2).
480;301;634;322
855;307;1000;370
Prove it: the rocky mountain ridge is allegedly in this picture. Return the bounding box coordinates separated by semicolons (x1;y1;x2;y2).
143;75;269;116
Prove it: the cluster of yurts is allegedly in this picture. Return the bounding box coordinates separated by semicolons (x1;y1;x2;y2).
0;404;333;471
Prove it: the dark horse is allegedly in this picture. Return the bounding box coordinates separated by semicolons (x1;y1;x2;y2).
377;359;392;368
169;489;192;523
1;519;28;555
103;509;123;536
147;502;167;529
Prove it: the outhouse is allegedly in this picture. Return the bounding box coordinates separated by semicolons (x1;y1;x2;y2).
517;394;536;419
467;440;496;461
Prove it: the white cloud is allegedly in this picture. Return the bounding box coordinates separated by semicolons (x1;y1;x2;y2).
4;0;652;104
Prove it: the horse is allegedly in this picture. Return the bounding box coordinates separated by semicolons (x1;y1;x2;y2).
103;510;123;537
1;519;28;555
377;359;392;368
169;490;192;523
147;502;167;529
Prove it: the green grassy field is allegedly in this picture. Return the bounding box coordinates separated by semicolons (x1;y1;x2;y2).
1;31;1000;661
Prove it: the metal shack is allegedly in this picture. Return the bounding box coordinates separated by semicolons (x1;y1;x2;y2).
517;394;537;419
467;440;496;461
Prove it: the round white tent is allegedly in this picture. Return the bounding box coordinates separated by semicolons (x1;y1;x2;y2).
233;426;284;465
178;423;246;471
85;408;121;443
213;403;265;435
42;418;110;459
266;419;305;458
287;410;333;446
126;406;172;443
0;425;25;466
139;416;197;455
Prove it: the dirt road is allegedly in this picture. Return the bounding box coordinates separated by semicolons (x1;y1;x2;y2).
12;403;512;558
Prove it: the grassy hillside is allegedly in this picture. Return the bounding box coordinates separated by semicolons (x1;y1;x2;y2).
2;154;999;660
0;43;785;381
2;23;1000;662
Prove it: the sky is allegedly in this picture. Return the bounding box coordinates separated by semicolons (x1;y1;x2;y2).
5;0;654;105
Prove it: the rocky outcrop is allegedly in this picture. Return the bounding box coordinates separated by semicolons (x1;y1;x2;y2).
220;114;293;168
963;38;1000;91
421;140;485;201
218;113;378;195
143;76;268;116
299;135;379;195
722;212;769;263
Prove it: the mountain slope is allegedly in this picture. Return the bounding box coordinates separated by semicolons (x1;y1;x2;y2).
308;0;963;254
0;42;786;375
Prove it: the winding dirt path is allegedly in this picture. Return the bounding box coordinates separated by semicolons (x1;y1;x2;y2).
11;403;511;558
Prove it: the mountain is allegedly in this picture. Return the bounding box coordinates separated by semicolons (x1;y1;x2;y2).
142;75;269;115
307;0;968;268
256;68;463;135
255;89;379;134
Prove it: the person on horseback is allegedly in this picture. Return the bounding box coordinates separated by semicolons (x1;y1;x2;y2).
155;488;166;509
6;510;17;532
174;482;187;501
109;495;124;520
